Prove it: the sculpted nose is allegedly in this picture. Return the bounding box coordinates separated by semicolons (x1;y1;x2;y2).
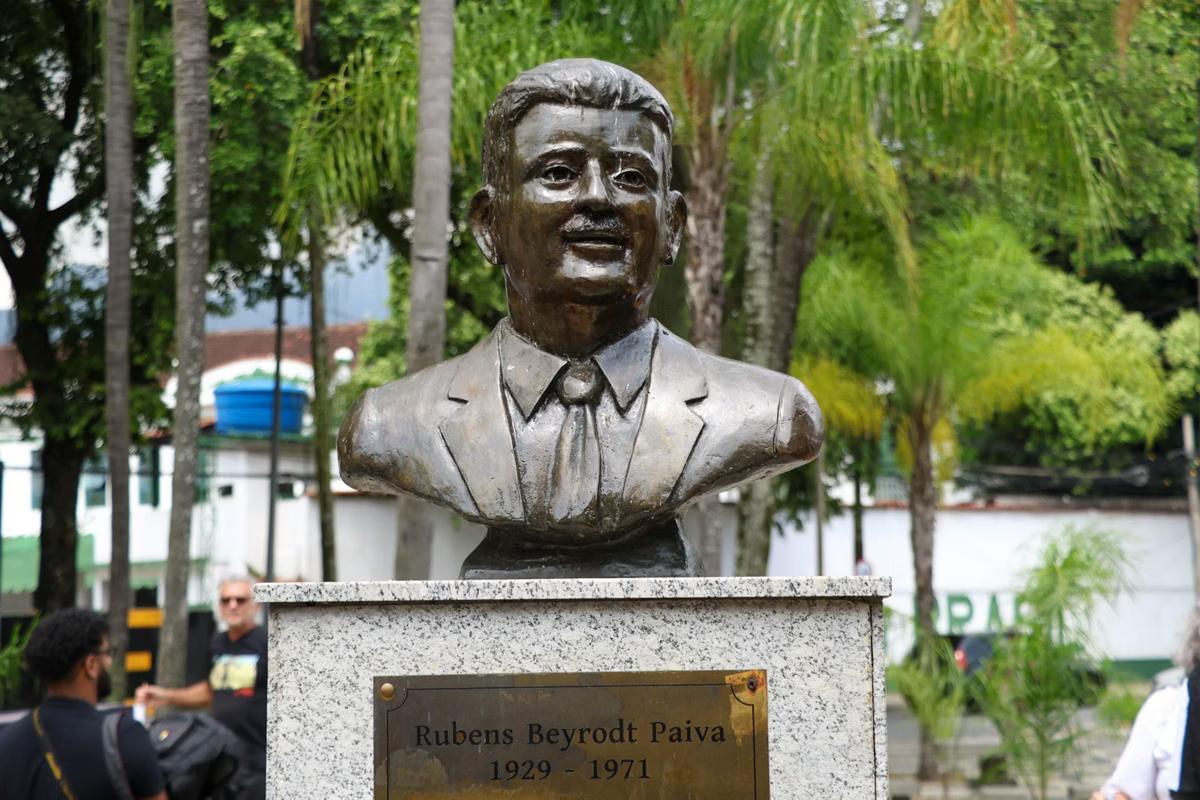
577;161;612;210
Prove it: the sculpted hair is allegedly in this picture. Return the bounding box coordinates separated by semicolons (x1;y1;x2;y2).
482;59;675;190
24;608;109;683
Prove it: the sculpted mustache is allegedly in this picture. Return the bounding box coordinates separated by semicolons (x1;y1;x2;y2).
560;218;629;239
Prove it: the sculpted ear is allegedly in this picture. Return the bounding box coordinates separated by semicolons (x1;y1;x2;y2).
664;189;687;265
470;186;500;265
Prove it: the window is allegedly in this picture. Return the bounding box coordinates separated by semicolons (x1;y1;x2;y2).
137;447;160;507
83;456;107;508
195;447;213;503
30;449;42;510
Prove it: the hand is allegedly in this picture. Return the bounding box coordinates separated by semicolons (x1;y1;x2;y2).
1090;791;1131;800
135;683;169;708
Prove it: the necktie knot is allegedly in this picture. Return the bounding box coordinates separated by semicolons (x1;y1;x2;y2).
556;360;603;405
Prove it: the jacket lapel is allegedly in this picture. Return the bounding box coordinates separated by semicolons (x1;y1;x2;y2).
439;331;525;523
622;326;707;512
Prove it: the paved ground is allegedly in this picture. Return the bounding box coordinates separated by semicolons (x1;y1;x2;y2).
886;695;1130;800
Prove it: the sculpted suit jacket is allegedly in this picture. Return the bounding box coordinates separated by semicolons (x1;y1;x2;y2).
338;320;823;542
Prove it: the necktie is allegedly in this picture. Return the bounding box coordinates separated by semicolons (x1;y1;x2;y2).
547;360;603;524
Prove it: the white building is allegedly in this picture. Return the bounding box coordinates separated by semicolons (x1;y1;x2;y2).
767;499;1194;675
0;323;391;615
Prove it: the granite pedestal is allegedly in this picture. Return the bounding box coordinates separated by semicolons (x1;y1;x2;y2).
255;576;891;799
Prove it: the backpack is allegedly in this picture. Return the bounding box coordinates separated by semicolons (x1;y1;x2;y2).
103;710;240;800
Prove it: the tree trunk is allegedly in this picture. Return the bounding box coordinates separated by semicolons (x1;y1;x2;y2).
683;154;730;355
161;0;210;690
736;155;775;576
104;0;135;700
394;0;454;580
406;0;453;375
1190;75;1200;600
296;0;336;583
769;210;825;373
1184;415;1200;601
852;440;865;564
33;442;88;614
814;449;826;576
679;59;737;572
308;216;337;581
909;408;940;780
682;51;736;356
733;209;828;576
904;0;925;39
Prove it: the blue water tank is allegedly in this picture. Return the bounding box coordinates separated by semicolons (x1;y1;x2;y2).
213;379;307;435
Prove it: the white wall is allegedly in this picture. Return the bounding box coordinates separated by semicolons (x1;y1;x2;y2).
0;433;318;608
768;505;1194;663
331;495;486;581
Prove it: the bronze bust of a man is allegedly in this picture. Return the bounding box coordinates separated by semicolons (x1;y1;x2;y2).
338;59;823;578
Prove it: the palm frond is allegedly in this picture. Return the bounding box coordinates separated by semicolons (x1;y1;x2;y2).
277;0;591;246
793;356;886;440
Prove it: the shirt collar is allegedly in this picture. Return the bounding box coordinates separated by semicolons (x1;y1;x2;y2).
498;319;657;420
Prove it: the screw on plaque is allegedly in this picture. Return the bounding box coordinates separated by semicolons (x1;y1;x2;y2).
379;682;395;701
747;677;759;692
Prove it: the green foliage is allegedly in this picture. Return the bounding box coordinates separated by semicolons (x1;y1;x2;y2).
795;357;886;441
1021;0;1198;305
975;630;1092;800
280;0;594;237
950;0;1197;480
1164;311;1200;416
893;628;967;744
0;621;35;708
1017;524;1131;642
798;215;1171;474
1097;681;1150;733
975;525;1129;800
960;266;1174;473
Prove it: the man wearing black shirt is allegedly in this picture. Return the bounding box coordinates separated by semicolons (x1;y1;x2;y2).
137;577;266;800
0;609;166;799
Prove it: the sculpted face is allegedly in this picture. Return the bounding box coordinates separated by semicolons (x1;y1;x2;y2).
472;104;685;321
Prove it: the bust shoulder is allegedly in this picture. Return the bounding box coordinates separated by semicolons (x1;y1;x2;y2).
661;336;823;504
336;348;481;498
698;352;821;459
773;371;823;463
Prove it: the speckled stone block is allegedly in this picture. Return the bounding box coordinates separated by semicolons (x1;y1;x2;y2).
256;576;891;799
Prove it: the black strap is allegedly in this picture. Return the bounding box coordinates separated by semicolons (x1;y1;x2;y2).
31;707;77;800
1176;669;1200;799
102;711;136;800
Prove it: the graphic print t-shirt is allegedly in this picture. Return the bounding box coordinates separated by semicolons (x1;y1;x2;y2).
209;626;268;750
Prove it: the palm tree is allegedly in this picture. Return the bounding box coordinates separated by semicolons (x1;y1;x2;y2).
799;211;1169;665
294;0;337;581
390;0;456;579
104;0;134;701
160;0;211;689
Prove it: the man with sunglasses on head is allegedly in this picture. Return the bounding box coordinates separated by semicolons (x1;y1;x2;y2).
0;608;167;799
136;576;266;800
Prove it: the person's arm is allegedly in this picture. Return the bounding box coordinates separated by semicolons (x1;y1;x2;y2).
135;680;212;709
137;792;167;800
1096;689;1174;800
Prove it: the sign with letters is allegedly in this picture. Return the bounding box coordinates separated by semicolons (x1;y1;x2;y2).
372;670;770;799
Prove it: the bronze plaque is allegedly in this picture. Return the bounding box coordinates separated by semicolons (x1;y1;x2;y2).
373;669;769;799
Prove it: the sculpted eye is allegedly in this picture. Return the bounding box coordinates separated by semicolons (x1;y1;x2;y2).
613;169;647;189
541;165;576;184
